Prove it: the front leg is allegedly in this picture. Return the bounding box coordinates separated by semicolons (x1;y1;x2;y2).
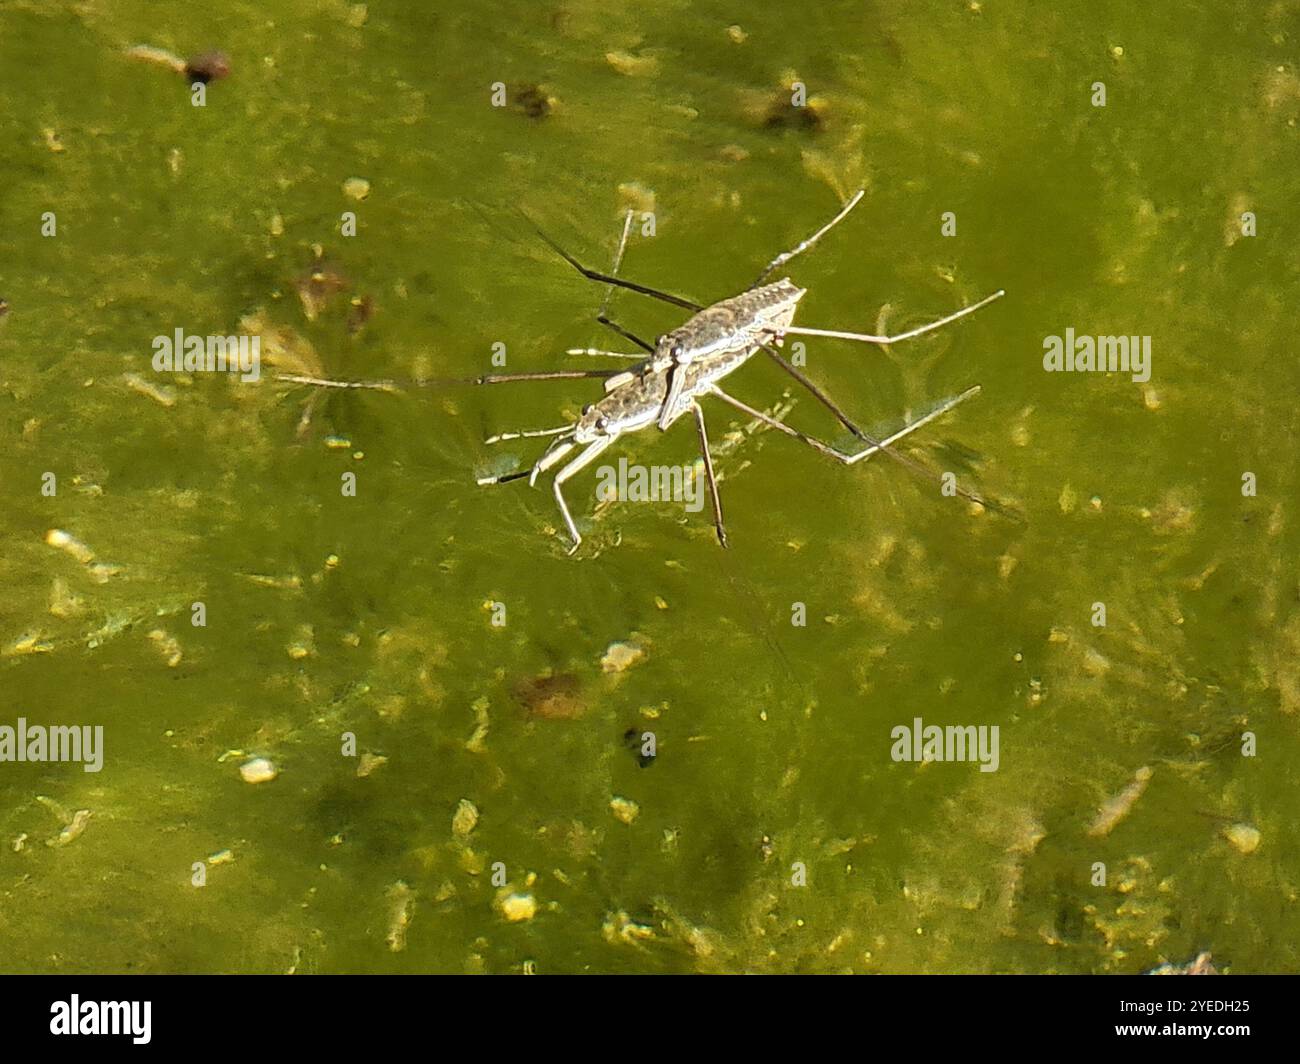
656;359;690;431
552;436;614;553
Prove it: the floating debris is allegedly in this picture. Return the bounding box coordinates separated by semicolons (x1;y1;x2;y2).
342;177;370;201
122;372;177;407
239;757;278;784
355;752;387;779
616;182;656;217
1087;765;1152;837
603;910;656;945
45;529;94;565
610;796;640;825
466;696;491;752
125;44;229;84
511;84;553;119
147;629;183;668
601;641;644;674
452;798;479;838
386;881;414;951
513;673;585;720
46;808;92;848
293;255;349;321
184;51;230;84
498;892;537;922
605;50;659;77
286;624;315;660
238;572;303;591
761;74;826;131
346;295;374;334
1223;822;1261;854
4;633;54;657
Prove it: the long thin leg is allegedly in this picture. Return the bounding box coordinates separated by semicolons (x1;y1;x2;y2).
485;424;574;444
691;401;728;548
565;347;646;360
759;342;987;504
751;190;866;288
760;344;868;441
778;289;1005;345
552;437;614;552
708;385;981;466
477;468;533;486
600;209;635;318
477;369;623;384
709;384;1015;518
275;373;406;391
596;314;655;353
708;386;856;462
517;209;704;311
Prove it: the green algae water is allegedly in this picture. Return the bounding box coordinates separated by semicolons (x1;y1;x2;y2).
0;0;1296;975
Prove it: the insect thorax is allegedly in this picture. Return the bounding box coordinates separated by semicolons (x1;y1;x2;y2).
662;279;805;363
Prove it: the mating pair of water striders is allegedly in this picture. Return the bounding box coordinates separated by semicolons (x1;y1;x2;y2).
285;190;1007;552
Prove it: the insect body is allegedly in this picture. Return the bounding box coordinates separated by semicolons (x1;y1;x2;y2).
282;190;1009;553
474;191;1007;551
650;279;805;428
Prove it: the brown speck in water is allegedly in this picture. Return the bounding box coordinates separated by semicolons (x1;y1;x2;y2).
764;96;825;131
347;295;374;334
512;84;552;120
513;672;585;720
294;254;349;321
184;51;231;84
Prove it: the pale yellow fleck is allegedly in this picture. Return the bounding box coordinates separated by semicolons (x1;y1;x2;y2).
601;641;644;673
147;628;183;667
46;809;91;847
499;892;537;922
45;529;94;564
452;798;479;838
1224;823;1260;854
240;757;278;784
122;372;176;406
605;51;659;77
386;881;414;951
610;796;640;825
356;752;388;778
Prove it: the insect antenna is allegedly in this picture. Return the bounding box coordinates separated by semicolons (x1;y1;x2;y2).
513;208;705;311
751;189;866;288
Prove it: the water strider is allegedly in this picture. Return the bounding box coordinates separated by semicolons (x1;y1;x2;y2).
476;191;1007;551
279;191;1009;553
